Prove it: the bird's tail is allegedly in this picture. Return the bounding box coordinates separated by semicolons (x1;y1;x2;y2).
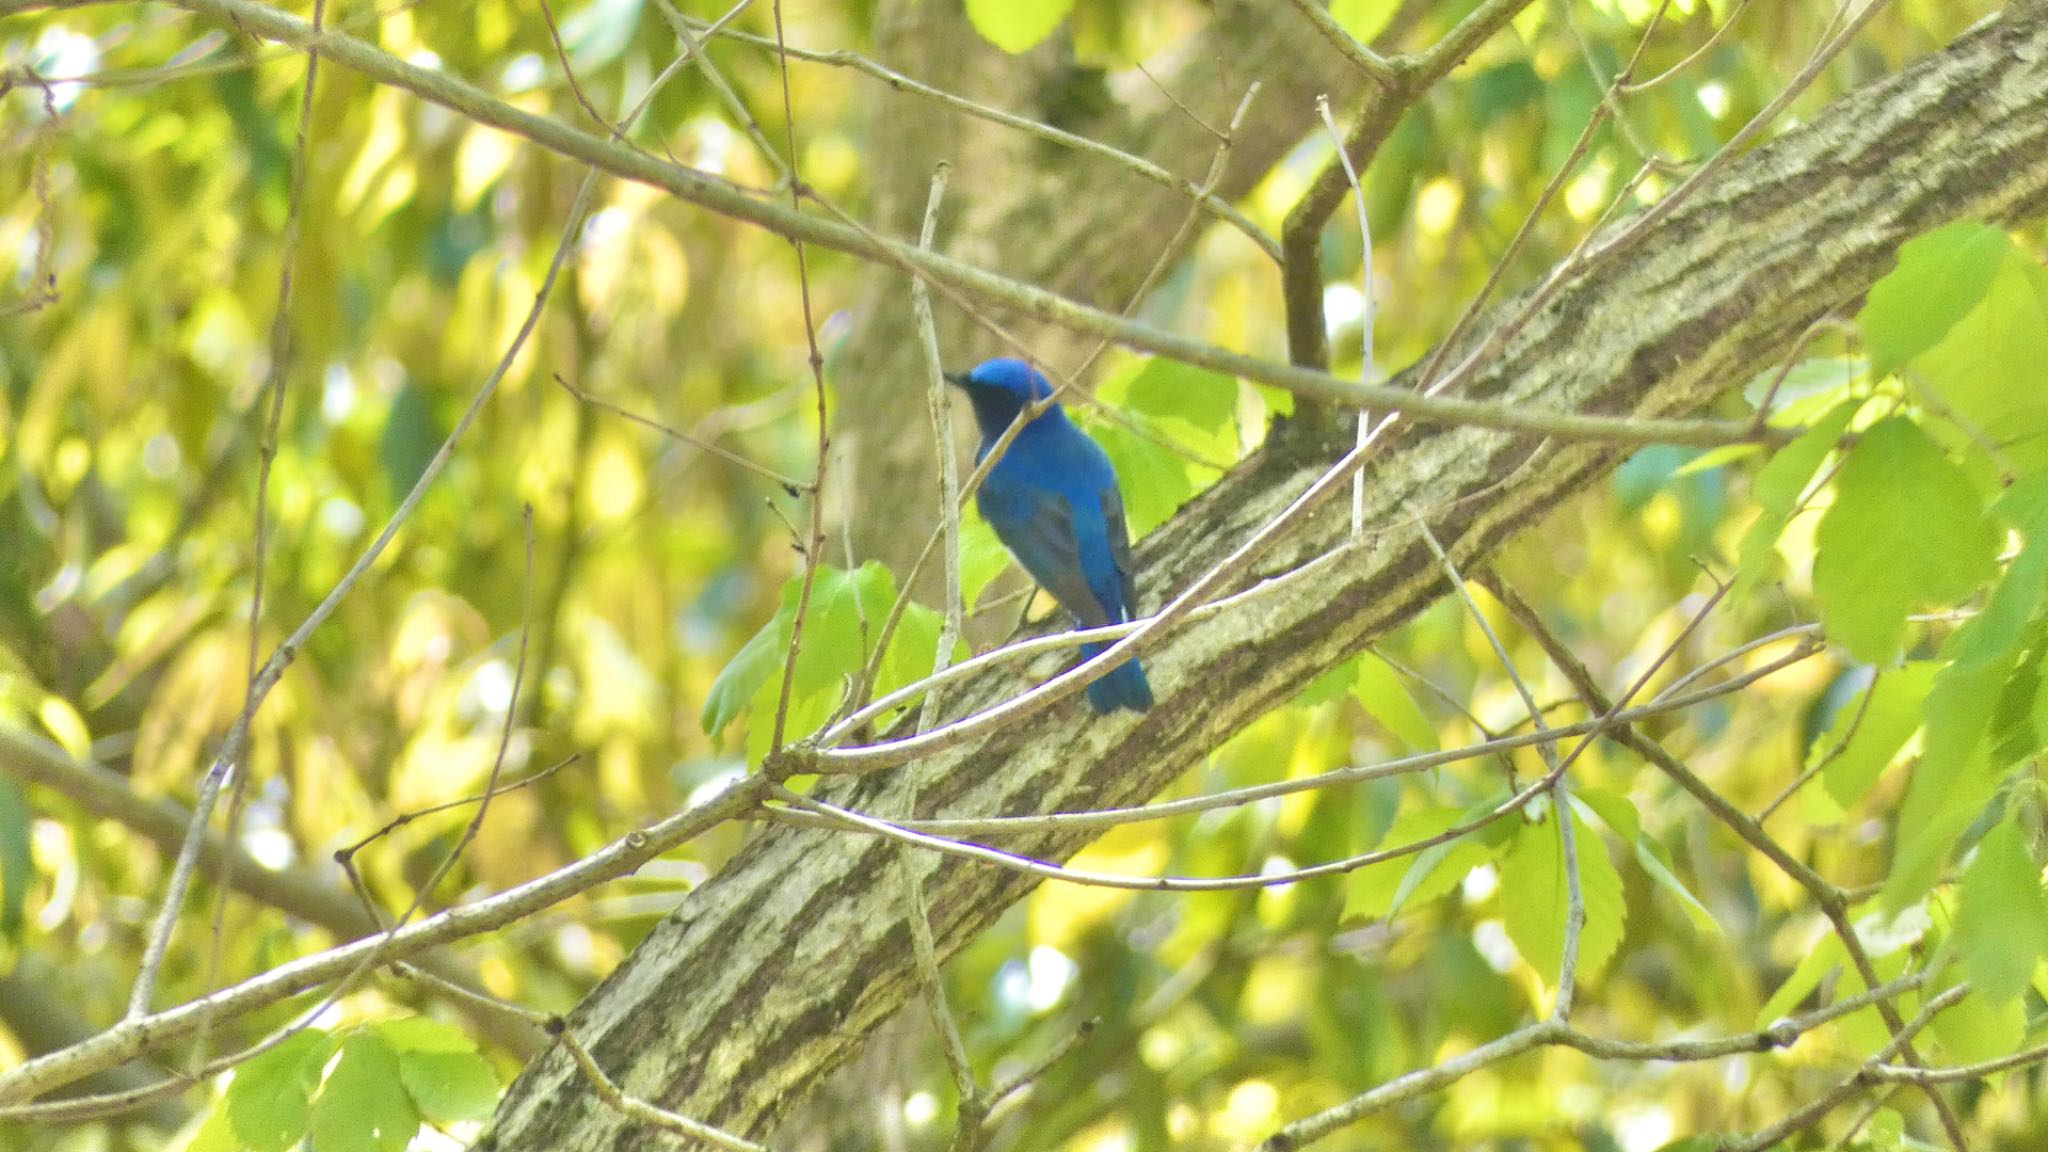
1081;642;1153;714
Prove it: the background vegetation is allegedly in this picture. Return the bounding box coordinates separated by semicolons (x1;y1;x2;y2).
2;1;2047;1150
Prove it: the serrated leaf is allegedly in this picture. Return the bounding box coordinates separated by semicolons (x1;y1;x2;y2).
311;1034;418;1152
700;616;782;740
1342;806;1496;921
1819;663;1939;810
1500;811;1626;987
705;562;905;746
1353;653;1437;751
227;1030;330;1152
965;0;1075;53
397;1049;499;1124
375;1016;474;1054
1733;398;1859;599
1886;478;2048;910
1914;254;2048;476
1858;222;2014;378
1574;788;1640;844
1813;417;1998;664
1954;810;2048;1004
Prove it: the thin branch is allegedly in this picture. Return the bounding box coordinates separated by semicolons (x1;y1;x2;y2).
131;0;1771;450
765;0;833;755
127;0;329;1021
0;775;769;1106
679;14;1280;260
1282;0;1401;87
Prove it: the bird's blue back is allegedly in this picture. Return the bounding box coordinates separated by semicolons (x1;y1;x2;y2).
948;359;1153;713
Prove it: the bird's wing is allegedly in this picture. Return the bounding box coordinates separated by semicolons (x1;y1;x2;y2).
984;485;1114;629
1100;487;1139;623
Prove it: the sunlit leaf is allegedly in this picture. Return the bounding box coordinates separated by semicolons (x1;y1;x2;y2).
1734;398;1859;598
1953;809;2048;1004
1500;810;1626;987
1813;417;1997;664
1818;662;1939;810
310;1034;418;1152
1330;0;1400;41
1122;358;1238;441
1343;805;1501;921
1352;653;1437;751
226;1030;331;1152
1858;221;2014;378
1928;967;2026;1066
700;616;781;741
1913;255;2048;476
1886;475;2048;910
965;0;1076;52
1757;930;1846;1026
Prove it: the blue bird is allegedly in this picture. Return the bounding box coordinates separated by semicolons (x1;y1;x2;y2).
944;358;1153;714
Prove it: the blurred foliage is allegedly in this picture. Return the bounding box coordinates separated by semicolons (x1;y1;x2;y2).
3;1;2047;1151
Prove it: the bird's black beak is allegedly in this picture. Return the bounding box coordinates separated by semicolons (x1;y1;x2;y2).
942;370;971;389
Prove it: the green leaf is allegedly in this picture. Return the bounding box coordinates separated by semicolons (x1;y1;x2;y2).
1574;788;1641;844
1812;417;1998;664
373;1016;500;1124
1330;0;1400;41
705;562;908;746
1352;654;1437;751
1733;398;1859;599
374;1015;473;1054
181;1096;241;1152
397;1049;499;1124
1499;810;1626;987
1342;806;1497;921
700;616;782;740
1294;657;1359;709
1954;809;2048;1004
1087;416;1211;538
1819;663;1939;810
226;1030;331;1152
1885;477;2048;909
310;1034;419;1152
0;778;31;941
1757;930;1847;1026
1121;358;1238;440
1741;357;1862;419
965;0;1075;53
1858;222;2014;378
1633;837;1720;936
958;513;1012;611
1928;967;2026;1067
1914;255;2048;477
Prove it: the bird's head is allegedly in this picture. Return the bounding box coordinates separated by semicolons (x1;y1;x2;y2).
943;358;1060;440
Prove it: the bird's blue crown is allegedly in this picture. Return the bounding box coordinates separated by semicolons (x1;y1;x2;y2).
957;358;1055;403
